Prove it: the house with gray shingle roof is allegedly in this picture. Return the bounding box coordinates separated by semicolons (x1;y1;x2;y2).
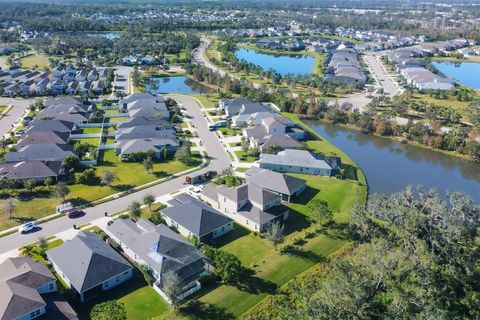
258;149;338;176
200;182;289;232
5;144;75;163
0;161;64;183
26;120;75;134
0;257;77;320
47;232;132;303
17;131;70;148
161;194;233;243
105;219;208;303
244;167;307;202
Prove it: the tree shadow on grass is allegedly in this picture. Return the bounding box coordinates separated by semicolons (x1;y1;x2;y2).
179;300;235;320
316;221;350;241
342;164;359;181
153;171;169;179
280;246;325;264
17;189;52;201
284;208;311;236
233;268;277;295
293;186;320;206
111;184;135;192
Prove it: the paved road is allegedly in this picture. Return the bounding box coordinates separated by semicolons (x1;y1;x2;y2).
110;65;133;98
0;95;230;253
363;53;399;98
0;98;35;137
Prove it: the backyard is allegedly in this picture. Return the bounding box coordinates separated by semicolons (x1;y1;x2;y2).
19;54;51;70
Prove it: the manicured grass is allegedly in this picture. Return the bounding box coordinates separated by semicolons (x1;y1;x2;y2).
73;269;170;320
105;109;121;115
218;127;241;137
0;105;7;113
234;150;258;163
71;137;100;145
235;167;249;173
80;127;102;134
19;54;51;70
105;138;116;145
0;150;201;231
107;116;129;123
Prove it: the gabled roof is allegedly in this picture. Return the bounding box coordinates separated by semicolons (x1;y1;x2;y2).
118;138;179;155
0;257;56;320
0;161;63;180
117;117;172;129
244;167;306;196
27;120;74;134
116;126;176;141
259;134;303;151
17;131;70;148
46;232;132;293
120;93;164;105
162;194;233;237
106;220;206;286
218;183;281;207
5;144;74;163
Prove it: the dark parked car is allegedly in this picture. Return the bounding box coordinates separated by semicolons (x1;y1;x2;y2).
67;210;85;219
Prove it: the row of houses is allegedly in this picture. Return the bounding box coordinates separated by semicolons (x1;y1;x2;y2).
120;54;165;66
0;97;95;183
114;93;179;160
416;38;474;55
388;48;455;92
0;65;109;97
324;48;366;84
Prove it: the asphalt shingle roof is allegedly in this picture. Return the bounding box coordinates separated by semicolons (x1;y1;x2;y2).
46;232;132;293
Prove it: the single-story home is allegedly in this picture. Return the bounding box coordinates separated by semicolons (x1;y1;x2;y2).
47;232;133;303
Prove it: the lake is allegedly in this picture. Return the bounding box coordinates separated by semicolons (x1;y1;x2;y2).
306;121;480;202
432;61;480;89
235;48;315;77
146;76;212;94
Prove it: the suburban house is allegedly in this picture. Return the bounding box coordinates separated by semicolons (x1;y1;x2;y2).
200;183;289;232
26;120;75;134
105;219;209;303
242;115;306;152
258;149;340;176
0;257;77;320
161;193;234;243
5;144;75;163
218;98;270;118
17;131;70;148
47;232;133;303
0;160;64;183
244;167;307;202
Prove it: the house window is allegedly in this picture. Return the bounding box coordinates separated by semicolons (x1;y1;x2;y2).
123;271;129;275
224;197;226;202
49;283;54;290
221;226;224;231
104;281;109;288
116;276;120;283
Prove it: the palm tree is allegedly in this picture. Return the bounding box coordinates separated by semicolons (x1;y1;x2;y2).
101;170;118;187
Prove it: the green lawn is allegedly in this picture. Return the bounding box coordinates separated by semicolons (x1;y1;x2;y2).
80;127;102;134
73;269;170;320
107;117;129;123
0;105;7;114
234;150;258;163
71;137;100;145
19;54;51;70
218;127;241;137
411;93;470;121
0;150;201;231
105;109;121;115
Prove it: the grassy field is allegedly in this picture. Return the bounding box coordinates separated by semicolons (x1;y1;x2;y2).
234;150;258;163
19;54;51;70
432;56;480;63
411;93;471;121
0;150;201;231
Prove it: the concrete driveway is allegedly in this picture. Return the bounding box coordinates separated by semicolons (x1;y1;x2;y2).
0;95;230;254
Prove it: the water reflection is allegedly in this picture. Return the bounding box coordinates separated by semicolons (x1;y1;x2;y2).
307;120;480;202
146;76;212;94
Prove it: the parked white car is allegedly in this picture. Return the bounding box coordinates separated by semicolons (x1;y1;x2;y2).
18;221;36;234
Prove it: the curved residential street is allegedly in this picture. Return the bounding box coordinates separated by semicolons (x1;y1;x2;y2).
0;95;230;256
